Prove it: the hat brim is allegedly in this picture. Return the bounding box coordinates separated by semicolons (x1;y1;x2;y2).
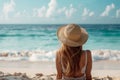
57;25;88;47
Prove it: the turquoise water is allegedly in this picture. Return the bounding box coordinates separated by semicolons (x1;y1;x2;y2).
0;24;120;51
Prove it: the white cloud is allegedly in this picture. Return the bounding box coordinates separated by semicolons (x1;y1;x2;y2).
2;0;15;19
38;6;46;17
82;8;94;17
34;2;76;18
33;6;46;17
65;4;76;18
14;10;29;17
101;3;115;17
82;8;89;16
46;0;57;18
57;4;76;18
57;7;66;14
116;9;120;18
89;12;94;16
33;0;57;18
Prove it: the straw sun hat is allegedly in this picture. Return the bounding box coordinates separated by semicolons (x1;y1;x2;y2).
57;24;88;47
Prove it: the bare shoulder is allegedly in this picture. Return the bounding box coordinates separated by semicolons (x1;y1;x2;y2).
56;50;61;63
56;50;59;56
56;49;61;57
86;50;91;53
86;50;92;56
82;50;91;56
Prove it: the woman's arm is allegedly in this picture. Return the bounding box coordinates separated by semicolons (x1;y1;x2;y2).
56;51;62;79
86;50;92;80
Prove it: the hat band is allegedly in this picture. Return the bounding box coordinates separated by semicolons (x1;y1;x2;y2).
60;36;81;47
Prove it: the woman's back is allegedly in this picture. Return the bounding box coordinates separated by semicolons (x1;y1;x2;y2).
56;24;92;80
56;49;92;80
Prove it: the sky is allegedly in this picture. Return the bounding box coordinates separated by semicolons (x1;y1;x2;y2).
0;0;120;24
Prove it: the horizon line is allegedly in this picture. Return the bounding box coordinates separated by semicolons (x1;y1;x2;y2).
0;23;120;25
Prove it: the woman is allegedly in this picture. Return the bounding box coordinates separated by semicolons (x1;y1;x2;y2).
56;24;92;80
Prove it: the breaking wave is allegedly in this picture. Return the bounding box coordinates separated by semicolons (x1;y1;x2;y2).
0;49;120;62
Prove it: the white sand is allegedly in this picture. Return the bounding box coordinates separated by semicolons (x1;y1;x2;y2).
0;61;56;77
92;60;120;77
0;60;120;79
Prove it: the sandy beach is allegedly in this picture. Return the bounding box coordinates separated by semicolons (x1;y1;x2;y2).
0;60;120;80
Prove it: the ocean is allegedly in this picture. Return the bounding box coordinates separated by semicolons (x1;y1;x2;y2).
0;24;120;61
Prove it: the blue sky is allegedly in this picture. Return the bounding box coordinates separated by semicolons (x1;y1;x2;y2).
0;0;120;24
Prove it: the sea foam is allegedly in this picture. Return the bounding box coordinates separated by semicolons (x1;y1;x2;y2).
0;49;120;62
92;50;120;61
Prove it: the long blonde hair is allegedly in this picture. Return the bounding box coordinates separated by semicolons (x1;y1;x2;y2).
58;44;82;77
